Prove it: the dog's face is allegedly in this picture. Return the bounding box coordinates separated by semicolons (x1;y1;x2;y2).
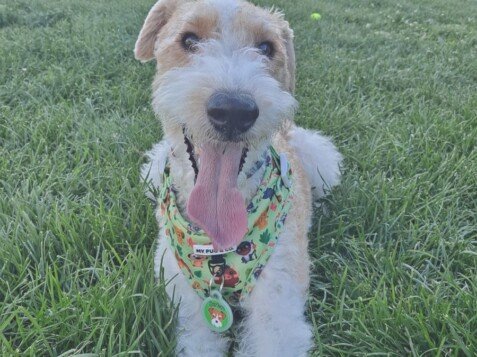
208;307;225;327
135;0;296;148
236;240;253;256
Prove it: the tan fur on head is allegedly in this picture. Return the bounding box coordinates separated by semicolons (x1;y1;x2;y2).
134;0;296;92
134;0;299;152
134;0;187;62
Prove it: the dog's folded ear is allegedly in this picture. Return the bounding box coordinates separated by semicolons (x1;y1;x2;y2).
282;26;296;93
134;0;185;62
271;9;296;93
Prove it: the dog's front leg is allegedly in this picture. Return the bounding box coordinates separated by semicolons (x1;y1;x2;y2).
175;292;230;357
235;241;313;356
156;240;230;356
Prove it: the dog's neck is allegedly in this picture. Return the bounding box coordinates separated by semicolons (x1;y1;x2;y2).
165;131;268;217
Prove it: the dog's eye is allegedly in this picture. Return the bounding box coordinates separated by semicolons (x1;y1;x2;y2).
181;32;200;52
257;41;274;57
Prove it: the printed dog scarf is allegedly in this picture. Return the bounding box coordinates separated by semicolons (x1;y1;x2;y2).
159;147;293;305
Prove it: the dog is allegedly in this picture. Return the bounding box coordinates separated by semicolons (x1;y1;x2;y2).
209;307;226;328
135;0;342;355
235;241;256;263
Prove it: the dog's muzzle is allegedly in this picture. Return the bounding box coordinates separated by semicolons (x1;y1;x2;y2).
207;91;259;140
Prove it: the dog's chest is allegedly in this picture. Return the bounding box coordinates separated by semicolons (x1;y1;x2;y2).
158;147;294;304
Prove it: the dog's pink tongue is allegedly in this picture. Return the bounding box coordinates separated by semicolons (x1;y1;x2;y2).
187;143;247;250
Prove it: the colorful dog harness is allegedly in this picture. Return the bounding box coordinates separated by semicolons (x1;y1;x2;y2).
159;147;293;330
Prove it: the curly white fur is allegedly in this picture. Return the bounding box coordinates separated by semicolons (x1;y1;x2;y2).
153;41;297;147
289;127;343;198
140;140;170;201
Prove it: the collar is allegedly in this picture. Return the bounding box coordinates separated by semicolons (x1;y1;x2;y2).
182;128;266;182
159;146;293;305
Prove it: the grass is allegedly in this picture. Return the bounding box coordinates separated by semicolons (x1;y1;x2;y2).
0;0;476;355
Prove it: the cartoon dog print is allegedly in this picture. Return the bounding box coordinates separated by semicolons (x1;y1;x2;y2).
236;241;257;263
208;307;226;328
188;253;206;268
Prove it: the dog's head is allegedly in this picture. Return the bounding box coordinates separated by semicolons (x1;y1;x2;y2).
236;240;253;256
134;0;296;147
208;307;225;327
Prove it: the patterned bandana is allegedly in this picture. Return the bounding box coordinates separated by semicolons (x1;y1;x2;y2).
159;147;293;305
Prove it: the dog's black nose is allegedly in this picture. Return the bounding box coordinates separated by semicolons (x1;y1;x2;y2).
207;91;259;139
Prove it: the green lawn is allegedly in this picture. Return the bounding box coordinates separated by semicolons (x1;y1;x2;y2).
1;0;476;355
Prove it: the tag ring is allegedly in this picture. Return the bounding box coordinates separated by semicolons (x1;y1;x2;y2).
209;274;225;293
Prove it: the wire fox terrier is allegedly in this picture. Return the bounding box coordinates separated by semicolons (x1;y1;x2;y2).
135;0;342;355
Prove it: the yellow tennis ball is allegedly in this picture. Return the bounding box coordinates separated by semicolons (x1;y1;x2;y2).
310;12;322;20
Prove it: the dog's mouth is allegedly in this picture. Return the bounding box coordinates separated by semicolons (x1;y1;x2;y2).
184;130;249;250
183;132;248;181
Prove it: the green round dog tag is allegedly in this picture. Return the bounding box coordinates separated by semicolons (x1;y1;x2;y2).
201;290;233;333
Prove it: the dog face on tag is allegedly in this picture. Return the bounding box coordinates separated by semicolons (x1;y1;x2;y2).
208;307;226;327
